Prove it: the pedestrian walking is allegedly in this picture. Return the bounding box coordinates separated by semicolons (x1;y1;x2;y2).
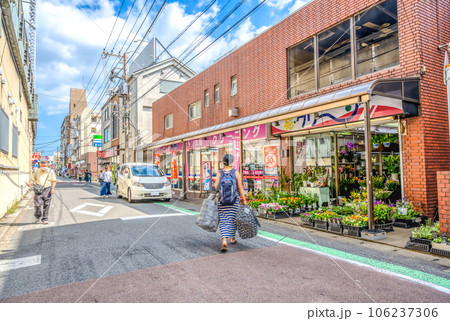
88;170;92;183
100;166;113;198
27;160;57;224
214;154;247;252
84;170;89;185
78;169;82;182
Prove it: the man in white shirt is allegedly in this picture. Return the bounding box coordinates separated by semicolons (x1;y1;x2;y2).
28;160;57;224
100;166;113;198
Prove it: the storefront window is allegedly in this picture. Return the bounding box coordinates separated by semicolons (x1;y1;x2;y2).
355;0;399;77
293;134;335;206
318;20;352;88
187;149;201;191
242;139;280;195
288;37;316;98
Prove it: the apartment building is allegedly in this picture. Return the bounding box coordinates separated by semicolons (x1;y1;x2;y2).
0;0;37;218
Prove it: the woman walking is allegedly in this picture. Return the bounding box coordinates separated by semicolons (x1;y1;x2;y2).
214;154;247;252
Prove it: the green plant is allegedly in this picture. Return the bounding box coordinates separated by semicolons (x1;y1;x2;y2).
385;179;400;191
373;176;385;189
371;134;383;146
292;172;304;191
6;199;19;215
384;155;400;175
411;222;440;240
373;203;394;223
375;189;391;200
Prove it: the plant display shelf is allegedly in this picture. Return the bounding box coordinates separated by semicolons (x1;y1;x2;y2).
312;219;328;231
393;217;419;229
300;216;314;227
405;237;432;252
266;211;290;219
375;221;394;232
343;225;368;237
327;222;343;234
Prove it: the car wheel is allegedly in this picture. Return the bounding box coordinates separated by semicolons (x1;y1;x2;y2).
117;185;122;198
163;198;171;202
127;188;133;203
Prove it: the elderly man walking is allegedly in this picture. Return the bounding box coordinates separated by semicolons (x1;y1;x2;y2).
28;160;57;224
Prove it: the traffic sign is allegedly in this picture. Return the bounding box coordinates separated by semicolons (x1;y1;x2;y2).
32;152;42;160
93;134;102;147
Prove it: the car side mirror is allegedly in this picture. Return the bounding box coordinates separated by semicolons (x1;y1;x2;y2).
125;173;130;179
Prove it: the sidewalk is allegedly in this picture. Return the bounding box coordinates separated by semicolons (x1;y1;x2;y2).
174;193;438;255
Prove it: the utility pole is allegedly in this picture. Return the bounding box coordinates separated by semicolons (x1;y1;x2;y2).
102;50;129;163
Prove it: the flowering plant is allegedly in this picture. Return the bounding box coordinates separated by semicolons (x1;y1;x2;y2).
258;202;287;213
342;215;368;227
314;211;339;221
300;211;316;220
373;202;393;223
385;179;400;191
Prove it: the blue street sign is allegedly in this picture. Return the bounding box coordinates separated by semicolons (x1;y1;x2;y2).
93;141;102;147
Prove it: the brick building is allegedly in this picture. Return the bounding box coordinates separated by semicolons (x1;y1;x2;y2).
143;0;450;232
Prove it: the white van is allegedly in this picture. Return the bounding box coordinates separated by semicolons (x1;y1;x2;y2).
117;163;172;203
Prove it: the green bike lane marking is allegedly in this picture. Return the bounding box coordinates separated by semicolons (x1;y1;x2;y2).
155;202;200;216
258;230;450;292
157;202;450;292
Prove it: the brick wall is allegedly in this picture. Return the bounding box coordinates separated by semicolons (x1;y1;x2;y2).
437;172;450;236
152;0;450;216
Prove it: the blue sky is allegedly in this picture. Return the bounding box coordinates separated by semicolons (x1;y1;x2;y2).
33;0;310;156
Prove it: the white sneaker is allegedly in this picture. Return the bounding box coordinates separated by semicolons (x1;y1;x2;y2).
34;218;40;223
41;220;48;225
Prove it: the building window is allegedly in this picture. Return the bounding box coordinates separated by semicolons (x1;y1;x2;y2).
204;89;209;107
73;103;76;108
112;104;118;139
104;127;110;143
91;128;96;133
12;125;18;158
165;113;173;129
189;101;201;121
91;117;96;123
0;108;9;154
214;84;220;103
355;0;399;77
288;37;316;98
318;20;352;88
231;75;237;96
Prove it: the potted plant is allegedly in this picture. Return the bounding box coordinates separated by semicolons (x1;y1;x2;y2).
373;176;385;189
371;135;382;149
406;222;438;252
385;179;400;191
313;210;337;231
380;134;398;147
328;216;343;234
384;155;400;181
373;201;394;231
341;215;369;237
300;211;315;226
431;231;450;257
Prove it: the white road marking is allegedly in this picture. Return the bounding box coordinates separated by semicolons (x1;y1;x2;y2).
18;222;55;231
0;255;41;273
121;213;186;220
99;206;114;214
76;210;104;217
70;203;114;217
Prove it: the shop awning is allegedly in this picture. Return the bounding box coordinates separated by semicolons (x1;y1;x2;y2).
141;78;420;150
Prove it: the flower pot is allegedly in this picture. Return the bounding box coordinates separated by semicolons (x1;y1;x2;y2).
391;173;399;182
373;143;379;148
313;219;328;231
383;142;391;147
343;225;368;237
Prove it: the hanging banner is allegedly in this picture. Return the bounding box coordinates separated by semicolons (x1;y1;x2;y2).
202;161;212;192
154;153;160;166
271;97;404;135
172;151;178;181
264;146;278;176
232;137;240;172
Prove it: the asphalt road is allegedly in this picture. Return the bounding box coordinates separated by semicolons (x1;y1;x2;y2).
0;179;449;303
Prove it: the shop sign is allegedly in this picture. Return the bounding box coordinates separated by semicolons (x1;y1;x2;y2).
242;124;267;141
102;147;117;158
271;97;403;135
264;146;278;176
154;153;160;166
172;151;178;181
32;152;42;160
97;151;103;158
232;136;240;171
201;161;212;192
253;169;264;176
243;169;250;175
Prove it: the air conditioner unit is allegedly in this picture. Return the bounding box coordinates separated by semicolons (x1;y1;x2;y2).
228;107;239;117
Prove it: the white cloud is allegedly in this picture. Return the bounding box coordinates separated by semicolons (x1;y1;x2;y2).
267;0;294;9
289;0;309;13
44;103;69;116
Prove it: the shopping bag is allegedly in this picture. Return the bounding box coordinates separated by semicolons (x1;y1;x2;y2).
196;193;219;232
236;204;260;239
